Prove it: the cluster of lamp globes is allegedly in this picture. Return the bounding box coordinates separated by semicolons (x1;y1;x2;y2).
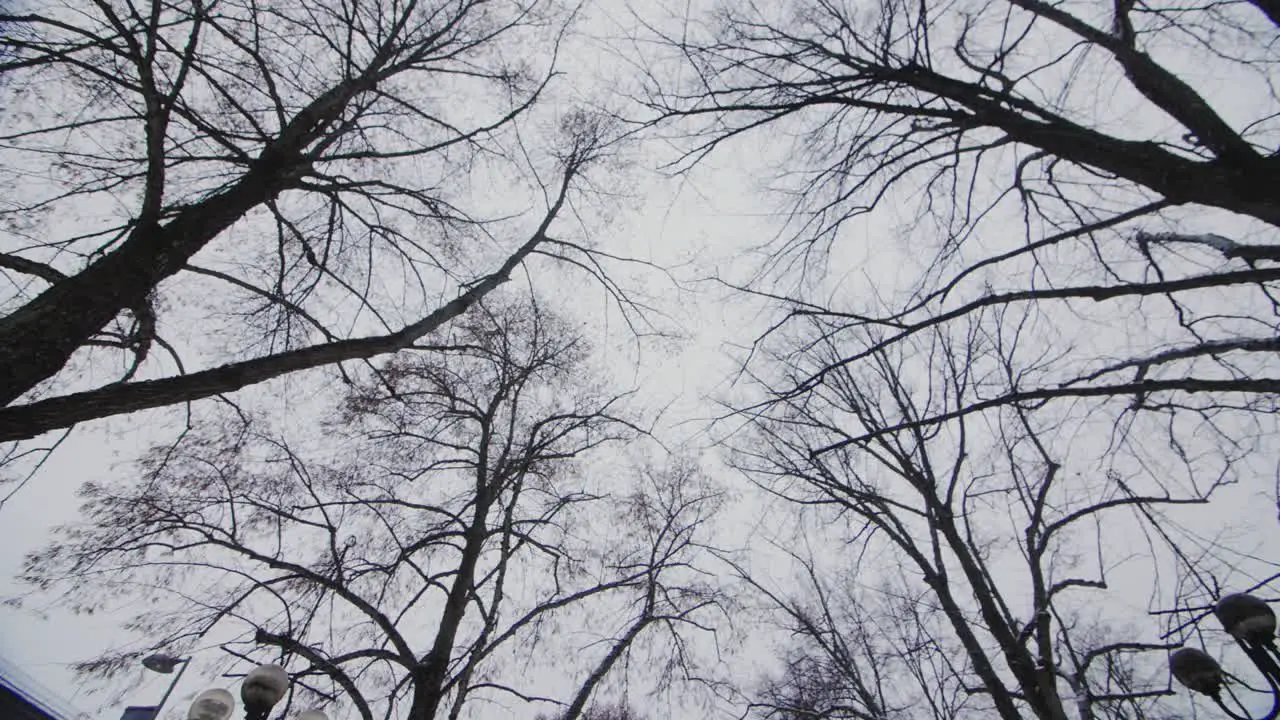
145;655;328;720
142;594;1278;718
1171;592;1280;699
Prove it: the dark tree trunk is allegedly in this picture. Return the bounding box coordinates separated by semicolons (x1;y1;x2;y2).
1251;0;1280;26
0;168;291;406
0;75;362;408
898;63;1280;229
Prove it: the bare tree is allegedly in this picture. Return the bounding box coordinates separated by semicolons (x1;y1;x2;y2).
16;301;722;720
553;462;728;720
640;10;1280;709
723;322;1270;720
645;0;1280;455
0;0;626;443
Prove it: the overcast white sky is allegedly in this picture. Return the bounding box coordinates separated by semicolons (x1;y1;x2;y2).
3;1;1280;719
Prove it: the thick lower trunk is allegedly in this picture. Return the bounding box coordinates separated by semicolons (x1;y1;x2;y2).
406;480;497;720
406;666;439;720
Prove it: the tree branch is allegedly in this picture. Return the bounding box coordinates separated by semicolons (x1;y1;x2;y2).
0;166;580;443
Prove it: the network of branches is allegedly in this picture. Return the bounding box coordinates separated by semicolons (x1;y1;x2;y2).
4;1;1280;720
643;0;1280;718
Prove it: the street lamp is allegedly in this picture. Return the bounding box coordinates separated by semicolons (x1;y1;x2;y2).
124;655;330;720
187;689;235;720
143;655;189;675
201;664;327;720
240;664;289;720
1171;592;1280;719
120;654;191;720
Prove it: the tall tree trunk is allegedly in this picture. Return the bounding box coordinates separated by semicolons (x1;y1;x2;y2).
0;166;293;405
0;75;363;406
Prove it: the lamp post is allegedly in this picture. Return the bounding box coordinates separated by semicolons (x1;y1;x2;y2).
239;665;289;720
124;656;329;720
1171;592;1280;720
120;654;191;720
187;689;236;720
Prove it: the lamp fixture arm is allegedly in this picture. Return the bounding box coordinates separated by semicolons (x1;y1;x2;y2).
154;658;192;717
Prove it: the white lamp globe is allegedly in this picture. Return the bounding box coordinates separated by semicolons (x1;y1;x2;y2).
187;688;235;720
241;663;290;717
